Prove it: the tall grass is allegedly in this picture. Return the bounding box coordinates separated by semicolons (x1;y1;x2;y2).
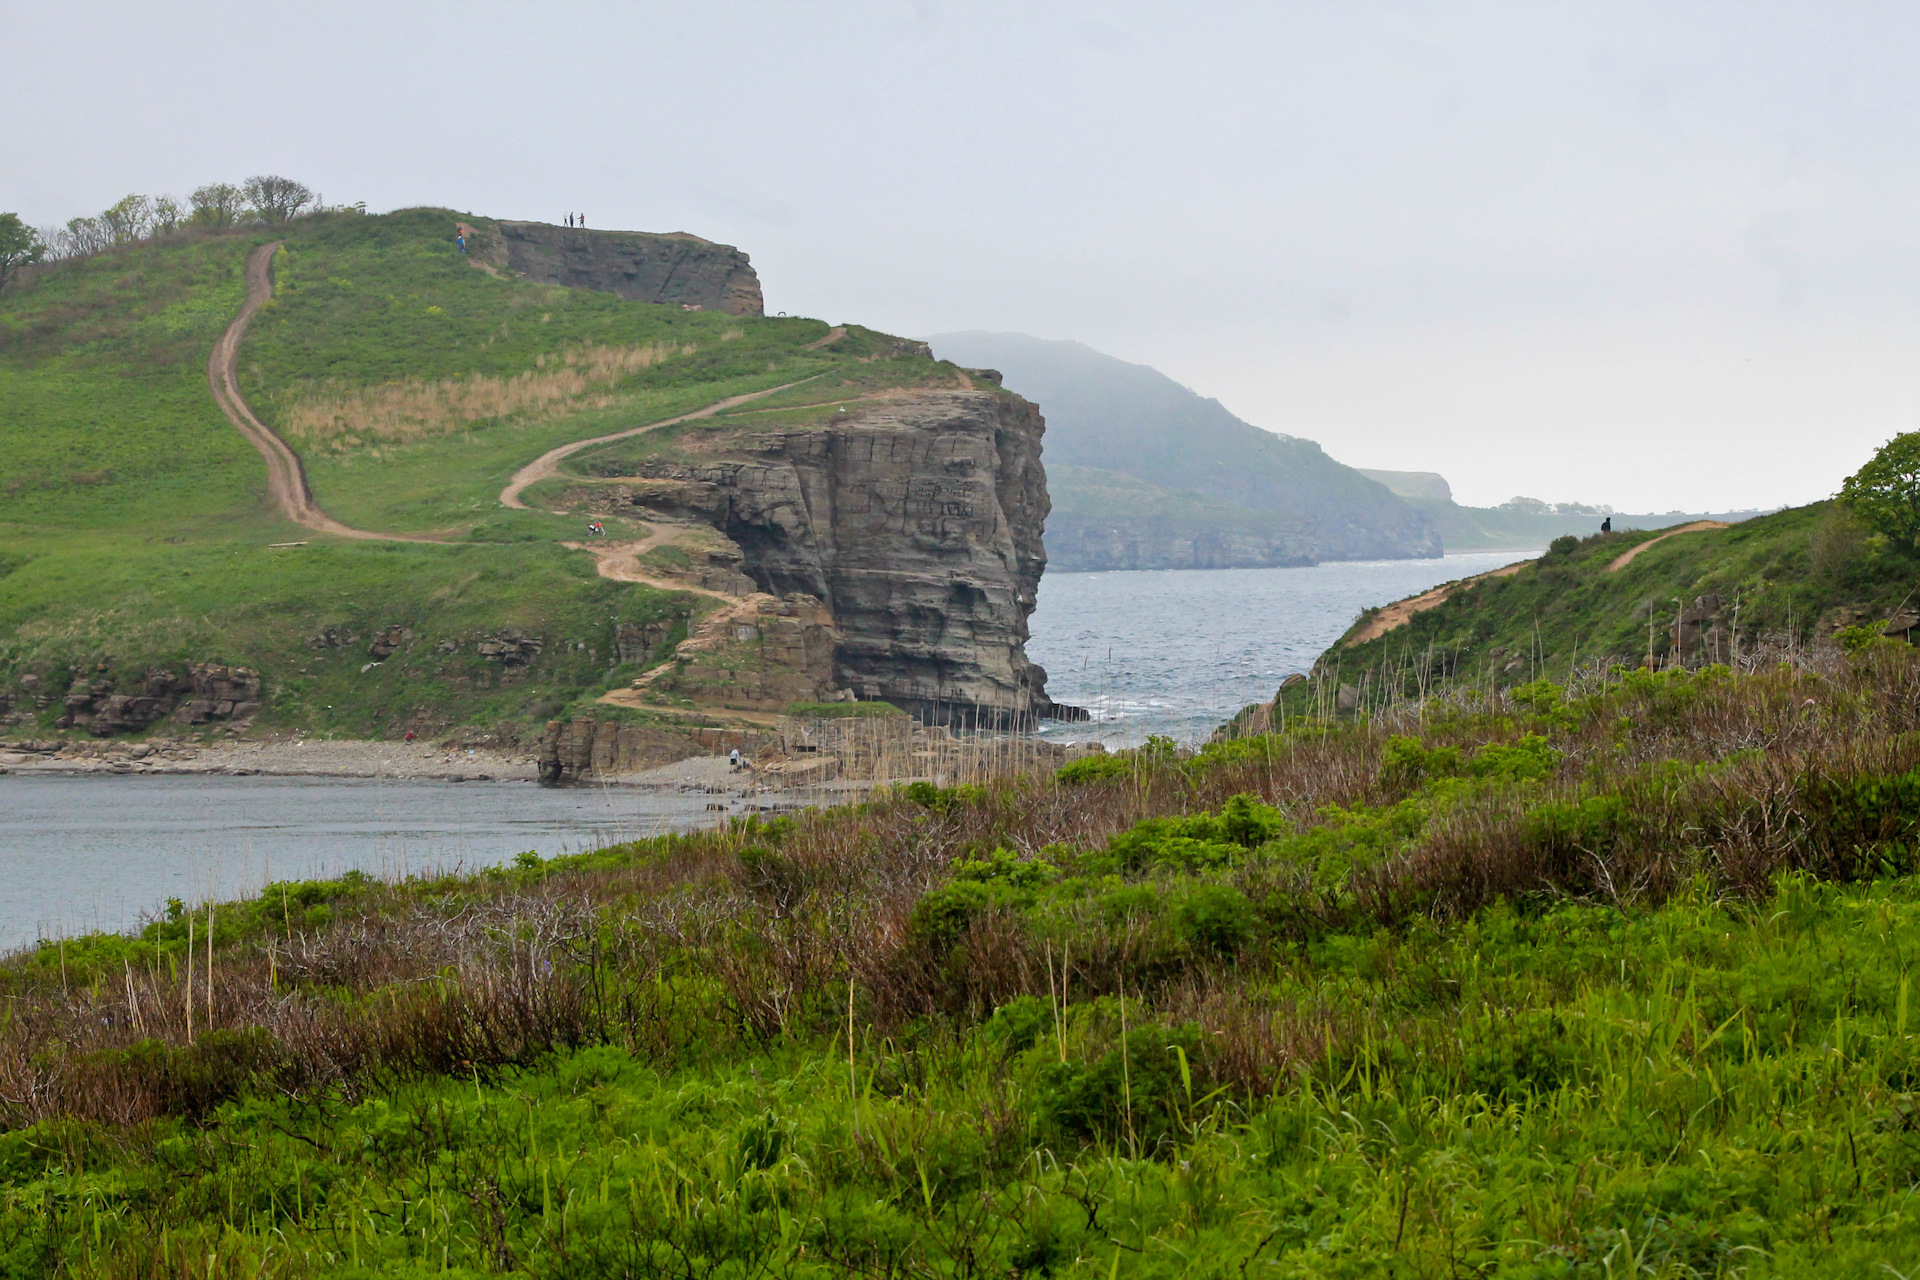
9;650;1920;1272
280;342;695;448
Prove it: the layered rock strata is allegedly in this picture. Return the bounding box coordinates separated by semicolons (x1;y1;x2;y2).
55;663;262;735
489;221;763;316
538;718;774;785
582;390;1078;727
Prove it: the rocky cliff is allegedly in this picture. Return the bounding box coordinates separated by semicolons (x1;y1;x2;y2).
570;389;1077;727
488;221;763;315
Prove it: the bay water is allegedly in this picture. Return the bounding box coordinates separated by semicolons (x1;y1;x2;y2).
0;551;1527;948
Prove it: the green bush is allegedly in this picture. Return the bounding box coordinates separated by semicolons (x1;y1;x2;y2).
1171;884;1256;956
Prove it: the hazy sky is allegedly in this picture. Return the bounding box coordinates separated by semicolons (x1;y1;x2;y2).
8;1;1918;511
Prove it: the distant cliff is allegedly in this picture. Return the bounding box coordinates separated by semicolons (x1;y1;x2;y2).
929;332;1439;570
484;221;764;315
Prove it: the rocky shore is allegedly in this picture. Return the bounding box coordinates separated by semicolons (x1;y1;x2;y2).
0;736;543;781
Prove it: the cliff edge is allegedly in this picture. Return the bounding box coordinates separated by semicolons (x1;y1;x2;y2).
488;221;764;315
562;369;1075;727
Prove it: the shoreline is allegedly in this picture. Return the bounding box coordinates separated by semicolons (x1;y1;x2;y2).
0;737;883;803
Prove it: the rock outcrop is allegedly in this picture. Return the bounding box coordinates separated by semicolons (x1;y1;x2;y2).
581;390;1078;726
488;221;763;316
537;718;773;785
56;663;262;735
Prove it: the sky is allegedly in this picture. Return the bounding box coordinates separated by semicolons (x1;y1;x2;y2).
7;1;1919;512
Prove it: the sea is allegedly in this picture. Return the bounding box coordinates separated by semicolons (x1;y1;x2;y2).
0;552;1527;948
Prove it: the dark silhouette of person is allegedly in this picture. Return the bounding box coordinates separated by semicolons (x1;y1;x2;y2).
565;213;573;228
1601;517;1612;533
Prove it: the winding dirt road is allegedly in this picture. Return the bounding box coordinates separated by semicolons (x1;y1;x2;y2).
1342;559;1532;648
209;243;443;542
1604;520;1730;572
497;376;821;510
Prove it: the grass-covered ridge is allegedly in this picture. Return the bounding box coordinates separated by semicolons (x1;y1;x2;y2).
9;653;1920;1272
0;208;958;739
1299;501;1920;714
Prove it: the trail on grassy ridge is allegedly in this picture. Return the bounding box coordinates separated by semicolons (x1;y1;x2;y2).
1605;521;1731;571
497;375;822;510
209;243;443;543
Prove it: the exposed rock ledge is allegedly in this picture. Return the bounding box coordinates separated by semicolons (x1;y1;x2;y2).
486;221;763;316
572;389;1083;727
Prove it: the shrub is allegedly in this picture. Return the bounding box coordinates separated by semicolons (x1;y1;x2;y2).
1171;884;1255;956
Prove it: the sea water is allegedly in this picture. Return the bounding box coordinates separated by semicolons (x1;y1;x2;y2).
0;551;1527;948
1028;551;1531;747
0;775;717;949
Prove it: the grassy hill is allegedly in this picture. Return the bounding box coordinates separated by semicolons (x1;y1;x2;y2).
8;656;1920;1272
1273;500;1916;717
0;209;933;741
927;332;1438;567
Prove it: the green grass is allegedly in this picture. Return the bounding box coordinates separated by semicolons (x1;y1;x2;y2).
0;208;956;739
0;533;694;737
1306;501;1920;708
10;662;1920;1273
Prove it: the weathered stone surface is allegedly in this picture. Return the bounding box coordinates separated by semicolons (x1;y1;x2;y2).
53;662;262;735
602;390;1078;726
475;631;544;666
537;717;774;785
367;626;414;658
491;222;763;316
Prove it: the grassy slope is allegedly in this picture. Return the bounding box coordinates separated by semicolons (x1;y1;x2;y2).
9;661;1920;1272
1413;497;1773;553
1305;502;1920;705
0;211;895;739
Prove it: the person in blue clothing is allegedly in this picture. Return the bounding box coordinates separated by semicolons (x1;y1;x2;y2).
455;233;466;254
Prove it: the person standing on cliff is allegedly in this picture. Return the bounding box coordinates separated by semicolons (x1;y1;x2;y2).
579;213;586;228
1601;516;1612;533
565;213;573;228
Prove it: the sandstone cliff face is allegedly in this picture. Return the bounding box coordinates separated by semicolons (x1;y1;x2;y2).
586;391;1074;726
490;222;763;315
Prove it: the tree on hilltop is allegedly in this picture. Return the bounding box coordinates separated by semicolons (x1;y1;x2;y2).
1839;431;1920;547
244;175;315;226
0;213;43;292
190;183;246;229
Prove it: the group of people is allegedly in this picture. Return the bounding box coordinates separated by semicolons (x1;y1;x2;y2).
565;213;587;228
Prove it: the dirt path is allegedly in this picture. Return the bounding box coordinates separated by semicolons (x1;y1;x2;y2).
209;243;445;543
803;326;847;350
560;525;740;601
1605;521;1730;572
498;377;821;510
1342;560;1532;648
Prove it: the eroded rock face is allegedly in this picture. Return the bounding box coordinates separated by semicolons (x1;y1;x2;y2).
601;390;1077;726
56;663;262;735
537;718;772;785
492;222;763;316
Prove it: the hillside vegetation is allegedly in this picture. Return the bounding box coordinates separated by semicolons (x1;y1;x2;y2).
7;652;1920;1273
1283;500;1917;718
0;208;945;741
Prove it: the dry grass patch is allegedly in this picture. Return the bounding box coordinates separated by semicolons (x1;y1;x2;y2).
279;342;695;448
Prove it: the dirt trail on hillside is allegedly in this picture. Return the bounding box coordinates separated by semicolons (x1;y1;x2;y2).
560;524;739;601
209;243;445;543
498;376;822;510
1342;559;1533;648
804;326;847;350
1605;521;1730;572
